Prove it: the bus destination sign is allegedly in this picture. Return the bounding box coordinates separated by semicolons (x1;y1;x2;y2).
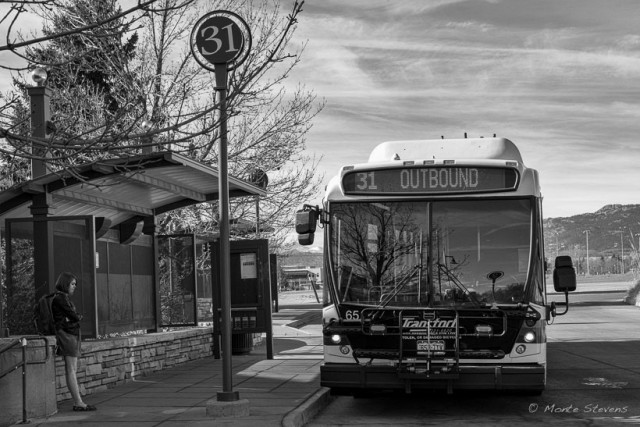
342;166;518;195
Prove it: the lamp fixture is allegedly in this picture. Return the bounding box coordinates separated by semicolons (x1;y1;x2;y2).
31;68;48;87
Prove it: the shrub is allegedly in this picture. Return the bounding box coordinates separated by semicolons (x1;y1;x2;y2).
624;280;640;305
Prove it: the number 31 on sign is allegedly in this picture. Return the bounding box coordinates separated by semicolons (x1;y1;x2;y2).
191;11;251;70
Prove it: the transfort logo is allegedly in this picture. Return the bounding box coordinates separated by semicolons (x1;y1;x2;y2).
402;318;457;328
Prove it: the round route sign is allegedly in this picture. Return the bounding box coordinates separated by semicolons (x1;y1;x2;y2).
191;11;251;71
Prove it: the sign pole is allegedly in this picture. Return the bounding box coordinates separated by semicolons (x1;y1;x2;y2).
213;64;237;401
191;10;252;413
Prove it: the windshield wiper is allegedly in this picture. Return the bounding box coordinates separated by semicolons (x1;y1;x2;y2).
437;262;483;307
378;264;421;309
366;265;422;322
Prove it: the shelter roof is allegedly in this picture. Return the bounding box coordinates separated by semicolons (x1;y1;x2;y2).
0;151;266;230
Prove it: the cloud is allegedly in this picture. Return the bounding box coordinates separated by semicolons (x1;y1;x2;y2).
288;0;640;219
3;0;639;219
429;0;640;32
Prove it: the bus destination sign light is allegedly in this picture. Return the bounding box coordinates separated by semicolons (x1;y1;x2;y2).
342;166;519;195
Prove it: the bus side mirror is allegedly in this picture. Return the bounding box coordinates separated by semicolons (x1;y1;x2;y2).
296;207;318;246
553;255;576;292
298;233;315;245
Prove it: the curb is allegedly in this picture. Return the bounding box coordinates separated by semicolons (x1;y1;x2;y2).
287;311;321;329
281;387;334;427
547;289;629;295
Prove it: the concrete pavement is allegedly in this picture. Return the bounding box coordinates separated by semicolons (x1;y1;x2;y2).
18;304;329;427
18;280;637;427
547;277;635;294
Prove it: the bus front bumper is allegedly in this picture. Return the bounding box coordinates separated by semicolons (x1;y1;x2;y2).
320;363;546;393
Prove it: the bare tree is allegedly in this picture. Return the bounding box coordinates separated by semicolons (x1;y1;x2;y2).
0;0;181;69
335;203;424;288
0;0;324;247
0;0;187;164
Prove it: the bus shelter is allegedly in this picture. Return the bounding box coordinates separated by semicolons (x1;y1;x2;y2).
0;151;267;338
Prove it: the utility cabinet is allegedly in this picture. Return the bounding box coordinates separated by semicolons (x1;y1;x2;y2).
211;239;273;358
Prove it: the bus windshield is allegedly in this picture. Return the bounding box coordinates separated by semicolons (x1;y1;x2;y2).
329;199;532;308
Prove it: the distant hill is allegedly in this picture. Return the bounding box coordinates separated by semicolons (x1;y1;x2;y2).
282;204;640;274
544;204;640;257
278;249;323;268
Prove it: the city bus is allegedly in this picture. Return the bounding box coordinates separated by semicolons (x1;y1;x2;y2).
296;137;576;395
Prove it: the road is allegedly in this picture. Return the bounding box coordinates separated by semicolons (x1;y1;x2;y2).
306;286;640;426
547;279;633;306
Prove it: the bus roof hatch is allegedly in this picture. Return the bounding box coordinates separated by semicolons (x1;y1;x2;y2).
368;137;523;164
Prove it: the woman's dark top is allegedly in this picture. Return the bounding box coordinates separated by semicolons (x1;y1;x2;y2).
51;292;81;336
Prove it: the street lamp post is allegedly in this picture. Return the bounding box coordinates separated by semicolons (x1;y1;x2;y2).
615;230;624;274
27;68;52;178
27;68;56;304
635;233;640;274
621;231;625;274
583;230;590;276
636;233;640;275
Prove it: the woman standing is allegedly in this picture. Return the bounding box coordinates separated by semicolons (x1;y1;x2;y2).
51;272;96;411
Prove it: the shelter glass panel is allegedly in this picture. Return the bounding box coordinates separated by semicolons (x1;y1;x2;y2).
3;217;96;337
195;239;213;325
158;235;197;327
3;221;35;336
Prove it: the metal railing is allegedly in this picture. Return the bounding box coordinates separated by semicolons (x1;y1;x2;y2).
0;336;52;424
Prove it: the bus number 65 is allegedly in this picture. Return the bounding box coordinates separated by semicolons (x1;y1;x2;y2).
345;310;360;320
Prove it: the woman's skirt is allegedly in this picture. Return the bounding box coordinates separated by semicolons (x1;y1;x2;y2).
55;329;81;357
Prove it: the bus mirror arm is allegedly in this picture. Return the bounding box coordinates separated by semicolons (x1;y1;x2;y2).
547;291;570;318
548;255;575;317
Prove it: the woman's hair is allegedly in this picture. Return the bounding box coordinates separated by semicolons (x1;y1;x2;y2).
55;272;78;293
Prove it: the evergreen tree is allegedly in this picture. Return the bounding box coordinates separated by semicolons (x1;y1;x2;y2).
2;0;322;249
29;0;138;112
27;0;140;162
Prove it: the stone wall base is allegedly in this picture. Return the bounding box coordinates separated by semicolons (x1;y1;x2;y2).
54;328;215;402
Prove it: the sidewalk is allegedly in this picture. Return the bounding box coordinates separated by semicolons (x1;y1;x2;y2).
22;282;630;427
20;305;330;427
547;279;634;295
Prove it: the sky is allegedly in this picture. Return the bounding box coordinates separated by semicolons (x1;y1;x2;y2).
1;0;640;220
281;0;640;219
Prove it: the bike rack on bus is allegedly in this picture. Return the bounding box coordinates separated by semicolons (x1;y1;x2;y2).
357;306;514;376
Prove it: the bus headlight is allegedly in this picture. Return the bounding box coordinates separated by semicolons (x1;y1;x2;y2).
331;334;342;344
523;331;536;343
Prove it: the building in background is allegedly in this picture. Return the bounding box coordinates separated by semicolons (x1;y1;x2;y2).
281;266;322;291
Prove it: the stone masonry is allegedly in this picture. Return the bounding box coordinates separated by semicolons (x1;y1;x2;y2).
54;327;214;402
